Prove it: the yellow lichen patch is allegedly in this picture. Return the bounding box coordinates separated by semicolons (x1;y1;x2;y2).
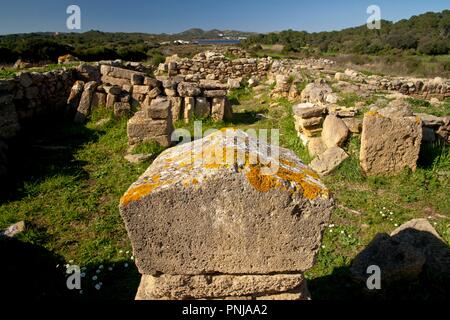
246;165;281;192
366;110;382;117
244;163;328;200
120;175;162;206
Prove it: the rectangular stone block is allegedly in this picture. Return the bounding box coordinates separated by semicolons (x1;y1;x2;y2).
194;97;210;118
133;85;151;95
203;90;228;98
107;66;145;80
135;274;308;300
184;97;194;123
101;74;131;87
360;111;422;175
120;130;332;276
146;101;171;120
127;115;172;147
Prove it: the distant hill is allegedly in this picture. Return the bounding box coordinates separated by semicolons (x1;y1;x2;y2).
174;28;254;40
243;10;450;55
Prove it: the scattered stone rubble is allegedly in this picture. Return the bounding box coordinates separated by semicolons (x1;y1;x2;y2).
120;129;333;300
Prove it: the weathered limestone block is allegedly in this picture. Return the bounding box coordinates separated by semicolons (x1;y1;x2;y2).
74;81;97;123
360;111;422;175
101;74;131;87
178;82;201;97
114;102;131;118
194;97;210;118
292;103;326;119
199;79;229;90
204;90;227;98
146;101;171;120
301;83;332;104
119;129;333;275
135;274;308;300
307;137;327;157
91;92;106;109
310;146;348;176
133;85;151;95
105;66;146;81
169;97;183;124
184;97;195;123
66;80;85;115
211;97;233;122
127;110;173;147
148;87;161;99
106;93;117;109
321;115;349;148
342;118;362;134
77;64;101;82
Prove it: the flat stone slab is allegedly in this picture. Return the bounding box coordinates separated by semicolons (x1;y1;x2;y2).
120;129;333;275
310;146;349;176
135;274;308;300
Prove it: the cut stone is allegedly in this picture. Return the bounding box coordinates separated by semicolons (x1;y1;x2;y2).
135;274;306;300
321;115;349;148
310;146;348;176
119;129;333;275
360;111;422;175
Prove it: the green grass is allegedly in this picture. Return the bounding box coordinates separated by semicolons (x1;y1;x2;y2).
407;97;450;117
0;63;83;79
1;83;449;300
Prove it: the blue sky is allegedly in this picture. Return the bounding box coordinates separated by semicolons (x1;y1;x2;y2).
0;0;448;35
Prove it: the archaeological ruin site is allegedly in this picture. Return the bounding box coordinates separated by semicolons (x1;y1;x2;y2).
0;3;449;306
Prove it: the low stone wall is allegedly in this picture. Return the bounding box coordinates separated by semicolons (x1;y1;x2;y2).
156;51;272;82
0;67;85;181
335;69;450;99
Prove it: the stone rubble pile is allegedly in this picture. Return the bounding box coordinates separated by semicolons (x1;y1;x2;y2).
120;129;333;300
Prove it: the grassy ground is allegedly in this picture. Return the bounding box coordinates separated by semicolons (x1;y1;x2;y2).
0;83;449;299
0;63;84;79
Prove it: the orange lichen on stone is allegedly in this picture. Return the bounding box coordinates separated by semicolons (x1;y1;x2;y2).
366;110;381;117
246;165;281;192
245;164;328;200
120;175;162;206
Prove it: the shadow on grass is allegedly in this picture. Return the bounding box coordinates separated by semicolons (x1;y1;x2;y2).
417;139;449;170
230;111;261;126
0;236;141;300
309;228;450;300
0;117;101;202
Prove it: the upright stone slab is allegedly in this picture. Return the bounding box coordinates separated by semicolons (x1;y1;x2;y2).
74;81;97;123
360;110;422;175
120;129;333;276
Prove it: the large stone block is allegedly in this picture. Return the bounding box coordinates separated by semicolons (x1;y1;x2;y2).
360;111;422;175
184;97;194;123
169;97;183;124
211;97;232;122
120;129;333;275
74;81;97;123
178;82;201;97
127;112;173;147
321;115;349;148
135;274;308;300
194;97;210;118
146;101;171;120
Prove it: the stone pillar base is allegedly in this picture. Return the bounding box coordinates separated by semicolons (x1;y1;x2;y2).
135;274;311;300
